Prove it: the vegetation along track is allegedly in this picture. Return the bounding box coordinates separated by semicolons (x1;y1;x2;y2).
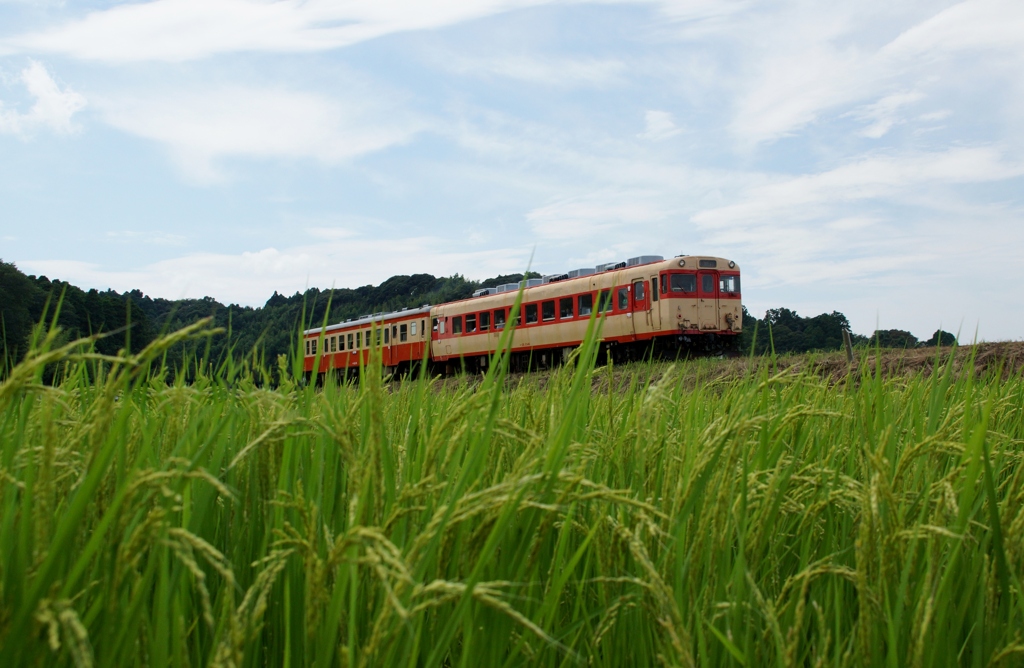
1;321;1023;666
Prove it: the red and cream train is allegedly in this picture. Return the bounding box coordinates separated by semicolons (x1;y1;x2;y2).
303;254;741;376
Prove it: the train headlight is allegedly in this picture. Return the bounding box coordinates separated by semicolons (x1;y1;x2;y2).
678;259;685;267
728;261;735;268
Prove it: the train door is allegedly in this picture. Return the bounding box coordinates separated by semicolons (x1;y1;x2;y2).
650;275;662;331
631;279;649;338
697;271;719;330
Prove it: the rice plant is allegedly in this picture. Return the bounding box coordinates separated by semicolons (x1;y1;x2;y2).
0;317;1022;667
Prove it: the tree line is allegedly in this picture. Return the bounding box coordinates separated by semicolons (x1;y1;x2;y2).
2;259;956;375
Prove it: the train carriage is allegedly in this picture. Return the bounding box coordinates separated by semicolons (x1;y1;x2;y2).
303;254;741;376
303;306;431;376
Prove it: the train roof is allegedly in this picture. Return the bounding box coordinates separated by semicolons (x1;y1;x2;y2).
439;254;737;308
303;305;432;337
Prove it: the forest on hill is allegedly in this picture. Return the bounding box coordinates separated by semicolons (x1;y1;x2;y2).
1;259;955;374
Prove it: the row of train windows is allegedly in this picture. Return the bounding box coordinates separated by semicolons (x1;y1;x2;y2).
440;291;620;335
660;273;741;294
306;320;424;356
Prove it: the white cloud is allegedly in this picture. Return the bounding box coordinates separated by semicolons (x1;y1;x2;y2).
638;110;681;140
687;145;1024;332
723;1;1024;147
445;53;626;87
885;0;1024;57
527;191;671;241
0;60;86;136
844;90;924;138
95;84;424;183
693;146;1024;228
20;235;532;306
0;0;557;62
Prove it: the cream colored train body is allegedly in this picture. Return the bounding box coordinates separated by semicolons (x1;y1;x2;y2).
303;254;741;375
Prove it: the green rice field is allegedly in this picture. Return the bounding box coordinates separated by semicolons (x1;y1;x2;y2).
1;319;1023;667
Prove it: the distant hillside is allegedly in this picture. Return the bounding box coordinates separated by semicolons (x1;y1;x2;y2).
1;259;955;374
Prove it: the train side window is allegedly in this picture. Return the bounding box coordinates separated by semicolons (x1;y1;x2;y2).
400;323;408;342
410;321;417;336
702;274;715;293
617;287;628;310
578;293;593;316
541;300;555;321
392;325;397;341
525;304;538;324
651;277;658;302
311;339;317;355
494;309;506;329
720;275;740;293
338;335;344;351
376;328;382;345
466;313;477;333
349;333;354;349
384;327;390;344
432;317;439;332
480;311;490;331
452;316;462;334
420;320;425;336
560;297;573;319
661;273;668;294
440;320;446;334
306;340;311;356
513;307;521;326
671;274;696;293
598;290;613;313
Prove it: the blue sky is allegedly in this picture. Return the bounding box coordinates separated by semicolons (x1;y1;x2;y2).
1;0;1022;340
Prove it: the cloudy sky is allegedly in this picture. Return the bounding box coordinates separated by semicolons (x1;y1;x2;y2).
1;0;1022;340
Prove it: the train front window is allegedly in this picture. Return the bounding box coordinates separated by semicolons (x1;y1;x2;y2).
702;275;715;293
720;275;740;294
480;312;490;331
617;287;628;310
542;300;555;321
560;297;573;318
466;314;476;333
525;304;538;324
494;309;506;330
670;273;696;293
452;316;462;334
578;293;593;316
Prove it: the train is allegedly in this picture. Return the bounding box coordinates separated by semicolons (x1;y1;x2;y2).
302;254;741;376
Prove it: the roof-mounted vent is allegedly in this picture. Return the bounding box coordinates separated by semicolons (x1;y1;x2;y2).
567;267;596;279
627;255;664;266
525;278;543;287
543;273;569;284
596;261;627;272
472;287;496;297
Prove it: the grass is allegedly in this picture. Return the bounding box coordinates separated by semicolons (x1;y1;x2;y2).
0;316;1023;667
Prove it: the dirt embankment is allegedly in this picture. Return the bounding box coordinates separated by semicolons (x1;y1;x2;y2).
403;342;1024;394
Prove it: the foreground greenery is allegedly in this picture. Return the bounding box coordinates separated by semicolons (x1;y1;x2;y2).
0;319;1021;667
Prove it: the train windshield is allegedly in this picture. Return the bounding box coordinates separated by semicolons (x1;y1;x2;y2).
670;273;696;292
720;275;740;294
